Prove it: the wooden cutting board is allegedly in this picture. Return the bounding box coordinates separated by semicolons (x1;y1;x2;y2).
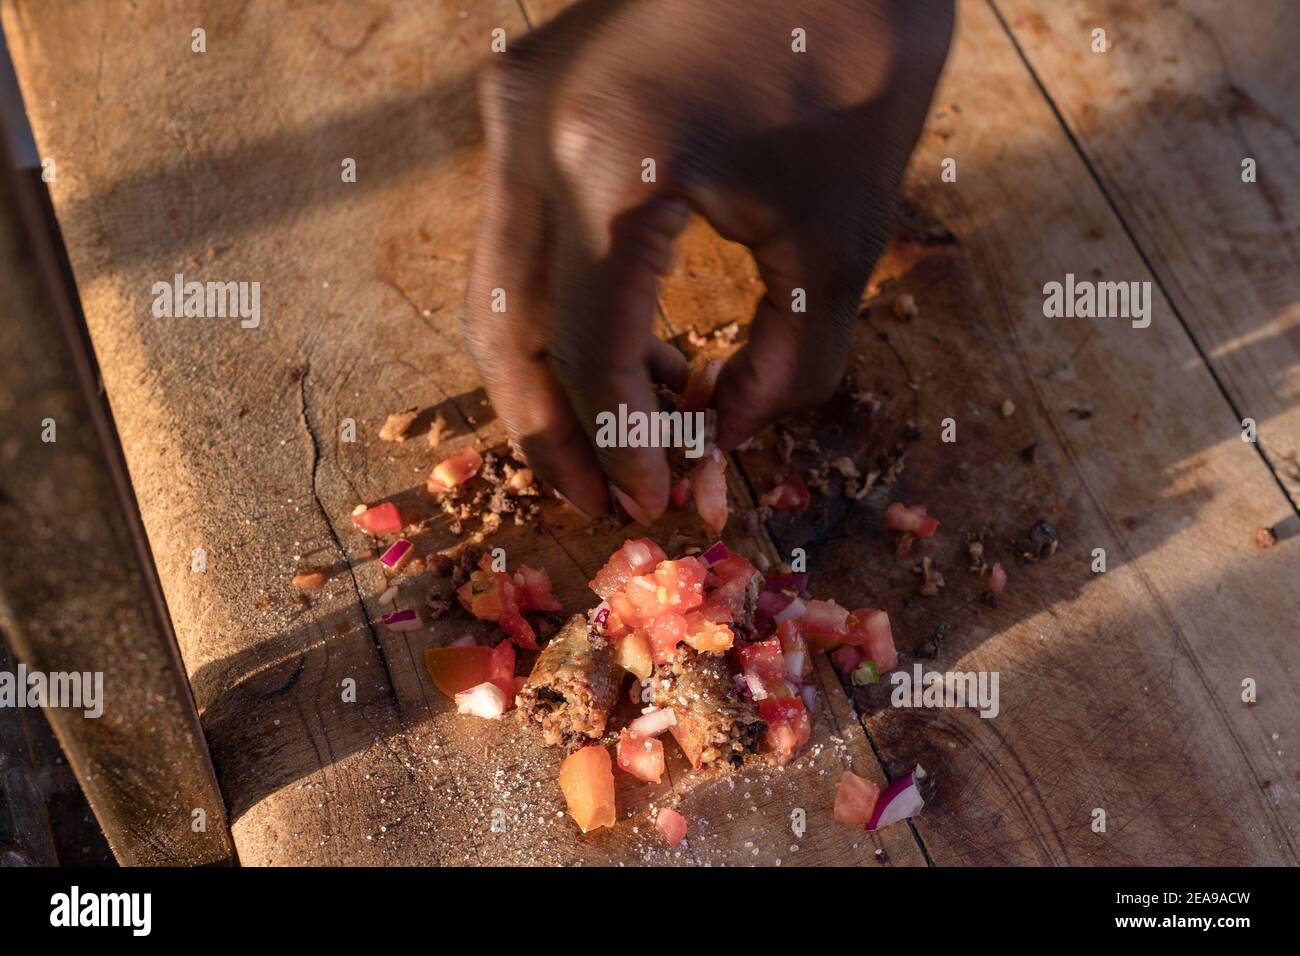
3;0;1295;865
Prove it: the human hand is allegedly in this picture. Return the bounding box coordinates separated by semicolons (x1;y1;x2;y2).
463;0;953;521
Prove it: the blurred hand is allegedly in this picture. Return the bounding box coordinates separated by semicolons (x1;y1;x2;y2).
464;0;953;521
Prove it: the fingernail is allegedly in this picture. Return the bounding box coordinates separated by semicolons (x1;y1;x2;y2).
612;485;657;526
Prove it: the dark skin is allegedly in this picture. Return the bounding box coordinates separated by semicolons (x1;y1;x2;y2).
464;0;954;522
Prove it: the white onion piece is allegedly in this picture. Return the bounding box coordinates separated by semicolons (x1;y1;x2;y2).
866;765;929;831
629;707;677;738
623;541;653;569
450;633;476;647
800;684;820;713
744;673;768;701
773;597;806;624
784;649;807;682
455;682;507;719
378;585;399;607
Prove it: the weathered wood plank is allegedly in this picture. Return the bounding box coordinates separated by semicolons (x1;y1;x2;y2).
0;159;234;863
651;0;1299;864
3;0;920;865
993;0;1300;506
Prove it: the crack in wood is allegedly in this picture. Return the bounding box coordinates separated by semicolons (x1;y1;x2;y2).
296;363;403;715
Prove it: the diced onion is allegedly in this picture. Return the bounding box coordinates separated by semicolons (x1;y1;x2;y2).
631;575;657;593
800;685;820;713
381;608;423;631
379;538;413;570
866;765;930;831
378;585;398;607
455;682;507;719
773;597;806;624
700;541;730;567
744;673;768;701
629;707;677;738
784;649;807;681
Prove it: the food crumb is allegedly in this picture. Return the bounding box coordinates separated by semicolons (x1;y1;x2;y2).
1255;526;1278;550
1000;398;1016;418
379;407;420;442
426;412;449;449
892;293;918;319
292;568;328;590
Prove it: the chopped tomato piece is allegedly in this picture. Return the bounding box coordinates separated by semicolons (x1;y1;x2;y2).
669;475;692;508
427;447;483;494
590;538;666;599
616;730;665;784
623;538;667;574
460;560;538;649
847;608;897;672
757;696;812;766
695;598;734;624
830;644;866;677
884;501;939;538
351;502;403;536
708;552;757;585
514;564;562;612
654;557;707;612
914;515;940;538
760;474;811;510
487;639;516;705
834;771;881;828
656;807;688;847
458;567;504;620
624;574;667;624
498;599;538;650
424;646;493;698
777;620;812;682
989;561;1007;595
690;454;728;534
608;592;642;631
739;639;788;696
683;613;734;653
614;631;654;679
559;746;617;833
800;599;850;640
649;613;688;664
679;357;722;413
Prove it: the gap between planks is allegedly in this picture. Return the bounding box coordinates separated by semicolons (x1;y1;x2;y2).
986;0;1300;519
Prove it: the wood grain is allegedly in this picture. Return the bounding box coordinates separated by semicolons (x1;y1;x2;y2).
1;0;916;865
5;0;1294;866
652;0;1300;864
0;164;234;864
993;0;1300;507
